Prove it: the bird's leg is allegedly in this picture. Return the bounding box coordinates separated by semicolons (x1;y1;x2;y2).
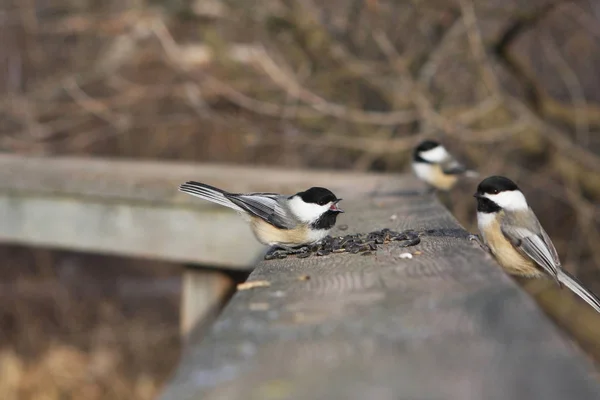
264;246;290;260
275;244;298;252
278;244;311;255
468;234;490;252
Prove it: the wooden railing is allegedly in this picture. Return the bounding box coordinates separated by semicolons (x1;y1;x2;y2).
158;173;600;400
1;154;598;399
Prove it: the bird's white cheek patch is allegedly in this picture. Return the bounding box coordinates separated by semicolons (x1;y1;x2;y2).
419;146;449;163
484;191;528;211
288;196;328;223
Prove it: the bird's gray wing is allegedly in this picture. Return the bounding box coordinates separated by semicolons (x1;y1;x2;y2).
500;211;560;278
225;193;294;229
440;155;479;177
440;157;468;175
539;223;561;268
501;210;600;313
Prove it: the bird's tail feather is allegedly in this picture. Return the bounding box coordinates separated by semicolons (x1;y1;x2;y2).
464;170;480;178
557;269;600;314
179;181;244;212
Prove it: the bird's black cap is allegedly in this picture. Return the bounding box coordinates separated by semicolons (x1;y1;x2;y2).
413;140;441;162
295;187;340;206
475;176;520;197
415;140;441;152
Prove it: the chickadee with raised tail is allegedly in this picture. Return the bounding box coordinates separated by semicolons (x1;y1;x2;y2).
179;182;344;249
412;140;478;191
474;175;600;313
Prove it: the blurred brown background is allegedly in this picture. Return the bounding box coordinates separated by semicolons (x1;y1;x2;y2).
1;0;600;399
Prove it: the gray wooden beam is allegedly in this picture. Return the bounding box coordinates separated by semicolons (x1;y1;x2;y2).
0;192;265;268
159;186;600;400
0;154;397;269
180;269;234;338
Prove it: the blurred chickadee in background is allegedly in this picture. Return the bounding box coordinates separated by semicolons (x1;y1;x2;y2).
179;182;344;249
475;175;600;313
412;140;478;191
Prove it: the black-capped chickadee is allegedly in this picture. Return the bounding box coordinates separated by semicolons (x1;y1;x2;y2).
412;140;478;191
179;182;344;249
474;175;600;313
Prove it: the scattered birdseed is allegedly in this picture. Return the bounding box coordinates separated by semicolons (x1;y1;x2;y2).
264;228;421;260
296;250;312;259
237;280;271;290
249;302;270;311
298;275;311;281
262;228;475;261
398;252;413;259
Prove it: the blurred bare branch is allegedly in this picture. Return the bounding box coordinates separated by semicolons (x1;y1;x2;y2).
253;45;418;125
1;4;600;377
458;0;500;95
540;32;589;145
63;78;130;131
417;18;465;88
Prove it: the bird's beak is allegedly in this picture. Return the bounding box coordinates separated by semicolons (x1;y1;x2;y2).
473;192;482;198
330;199;344;213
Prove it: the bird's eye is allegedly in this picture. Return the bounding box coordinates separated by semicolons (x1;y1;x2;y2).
491;189;499;194
318;199;328;206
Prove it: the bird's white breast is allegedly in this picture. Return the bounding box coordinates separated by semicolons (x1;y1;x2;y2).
477;211;496;232
412;162;458;190
412;162;434;182
306;228;330;244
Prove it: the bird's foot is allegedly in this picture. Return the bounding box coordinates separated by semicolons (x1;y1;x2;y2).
264;248;289;260
468;234;489;252
264;245;311;260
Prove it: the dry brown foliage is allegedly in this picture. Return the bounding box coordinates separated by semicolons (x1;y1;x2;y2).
0;246;181;400
1;0;600;397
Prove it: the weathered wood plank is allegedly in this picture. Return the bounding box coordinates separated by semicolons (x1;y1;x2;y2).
159;184;600;400
0;154;397;268
0;154;395;202
0;193;266;268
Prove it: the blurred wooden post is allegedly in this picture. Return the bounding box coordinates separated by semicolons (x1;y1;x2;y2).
180;268;234;338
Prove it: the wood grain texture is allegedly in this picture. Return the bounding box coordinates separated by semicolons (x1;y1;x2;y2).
160;187;600;400
0;154;398;203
